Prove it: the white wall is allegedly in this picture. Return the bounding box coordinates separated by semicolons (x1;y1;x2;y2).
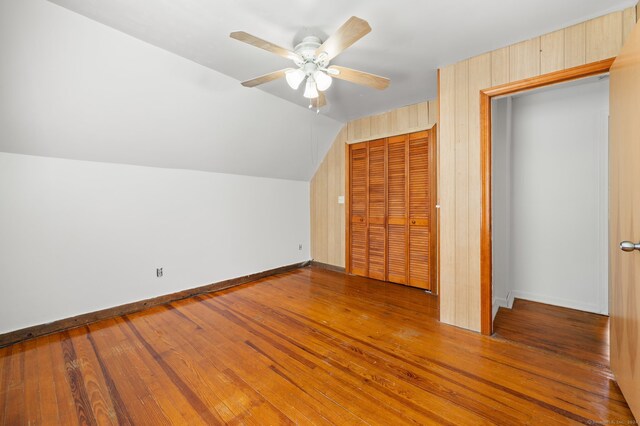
492;78;609;315
0;152;310;334
0;0;342;182
491;97;512;318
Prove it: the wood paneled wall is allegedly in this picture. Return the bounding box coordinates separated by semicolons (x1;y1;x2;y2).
347;100;438;144
311;127;347;267
311;101;438;267
439;7;637;332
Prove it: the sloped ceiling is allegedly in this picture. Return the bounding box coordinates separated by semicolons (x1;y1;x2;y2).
48;0;633;121
0;0;342;181
1;0;633;181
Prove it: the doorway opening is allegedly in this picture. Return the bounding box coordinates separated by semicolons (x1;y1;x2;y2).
479;59;614;335
490;75;610;364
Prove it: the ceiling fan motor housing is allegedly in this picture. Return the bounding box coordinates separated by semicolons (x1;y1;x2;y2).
293;36;327;69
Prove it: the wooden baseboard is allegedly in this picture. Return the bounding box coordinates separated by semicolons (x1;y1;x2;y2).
310;260;346;273
0;260;310;348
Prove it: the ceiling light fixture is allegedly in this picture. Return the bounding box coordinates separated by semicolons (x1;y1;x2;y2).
314;70;332;91
303;76;319;99
285;68;305;90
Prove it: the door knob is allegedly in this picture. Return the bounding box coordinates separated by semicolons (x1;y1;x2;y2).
620;241;640;252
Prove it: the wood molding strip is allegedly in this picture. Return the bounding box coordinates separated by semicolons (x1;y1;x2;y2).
479;58;614;335
310;260;346;273
0;261;310;348
483;58;615;98
346;124;436;144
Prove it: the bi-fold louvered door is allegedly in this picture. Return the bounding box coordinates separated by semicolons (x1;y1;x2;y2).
347;128;436;292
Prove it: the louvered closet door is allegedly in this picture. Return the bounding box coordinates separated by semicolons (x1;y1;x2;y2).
367;140;386;281
349;142;368;276
386;135;408;285
408;131;432;290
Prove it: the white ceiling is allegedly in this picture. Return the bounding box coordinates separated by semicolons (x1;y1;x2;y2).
48;0;633;122
0;0;342;181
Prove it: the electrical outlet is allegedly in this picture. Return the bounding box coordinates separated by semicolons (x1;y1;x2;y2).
156;268;163;278
298;244;303;250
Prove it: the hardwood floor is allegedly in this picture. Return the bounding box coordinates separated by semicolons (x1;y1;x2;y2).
493;298;610;368
0;267;633;425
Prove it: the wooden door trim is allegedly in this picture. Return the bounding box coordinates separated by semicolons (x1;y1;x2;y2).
430;125;438;294
345;143;351;274
479;58;614;335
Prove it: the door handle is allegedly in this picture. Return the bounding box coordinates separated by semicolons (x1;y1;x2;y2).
620;241;640;252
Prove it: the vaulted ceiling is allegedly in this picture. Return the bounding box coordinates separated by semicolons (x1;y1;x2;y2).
0;0;633;181
49;0;633;121
0;0;342;181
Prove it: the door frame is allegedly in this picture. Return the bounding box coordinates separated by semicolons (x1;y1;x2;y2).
479;58;615;335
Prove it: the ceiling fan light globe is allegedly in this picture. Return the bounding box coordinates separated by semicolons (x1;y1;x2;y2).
314;70;332;91
285;68;305;90
303;79;319;99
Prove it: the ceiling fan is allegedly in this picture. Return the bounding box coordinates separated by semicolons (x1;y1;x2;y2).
230;16;390;109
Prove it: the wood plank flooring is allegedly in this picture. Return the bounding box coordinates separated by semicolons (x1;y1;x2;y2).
493;298;610;368
0;267;634;425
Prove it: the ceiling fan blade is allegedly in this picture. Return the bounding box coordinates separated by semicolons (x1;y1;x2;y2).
311;92;327;109
315;16;371;61
328;65;390;90
230;31;299;62
241;69;290;87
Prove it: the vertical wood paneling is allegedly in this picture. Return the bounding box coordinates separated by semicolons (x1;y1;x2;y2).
311;126;346;267
336;127;347;267
417;102;429;129
428;100;438;127
390;106;411;135
310;173;317;260
509;37;541;81
316;158;329;263
439;64;457;325
541;30;565;74
348;119;358;141
347;101;435;144
438;8;628;332
623;6;637;43
467;53;491;332
327;135;339;266
326;141;336;265
491;47;510;86
407;103;420;129
356;116;372;141
370;112;391;136
348;117;372;142
586;11;623;63
454;60;470;328
565;23;587;68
